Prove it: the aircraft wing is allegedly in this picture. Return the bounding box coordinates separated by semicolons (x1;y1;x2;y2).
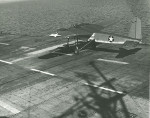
88;33;141;45
49;24;104;39
88;17;142;46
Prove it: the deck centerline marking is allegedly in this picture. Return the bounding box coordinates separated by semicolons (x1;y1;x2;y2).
0;100;20;114
97;58;129;64
11;52;73;63
83;82;124;94
30;68;56;76
0;43;9;45
0;60;13;64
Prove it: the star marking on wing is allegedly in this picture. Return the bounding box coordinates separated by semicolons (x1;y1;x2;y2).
49;32;61;37
108;36;114;42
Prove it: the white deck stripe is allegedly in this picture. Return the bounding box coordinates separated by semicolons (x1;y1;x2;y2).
11;52;73;63
0;43;9;45
30;69;56;76
97;58;129;64
0;100;20;114
83;82;124;94
0;60;13;64
27;40;81;56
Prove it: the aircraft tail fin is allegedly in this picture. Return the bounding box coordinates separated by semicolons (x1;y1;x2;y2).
128;17;142;40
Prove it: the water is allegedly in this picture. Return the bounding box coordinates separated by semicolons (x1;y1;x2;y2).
0;0;135;37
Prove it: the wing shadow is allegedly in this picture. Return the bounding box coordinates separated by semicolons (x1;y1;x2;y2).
116;48;142;58
38;41;88;59
92;46;141;58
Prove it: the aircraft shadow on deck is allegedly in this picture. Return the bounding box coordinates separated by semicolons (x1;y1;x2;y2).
115;48;142;58
93;46;142;58
38;45;75;59
38;41;141;59
53;61;137;118
38;42;87;59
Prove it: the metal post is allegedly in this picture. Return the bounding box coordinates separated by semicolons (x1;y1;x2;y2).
135;17;137;39
75;38;79;55
67;37;70;47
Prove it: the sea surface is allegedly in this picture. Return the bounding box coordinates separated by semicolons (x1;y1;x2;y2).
0;0;149;42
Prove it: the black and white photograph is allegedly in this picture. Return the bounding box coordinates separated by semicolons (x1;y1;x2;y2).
0;0;149;118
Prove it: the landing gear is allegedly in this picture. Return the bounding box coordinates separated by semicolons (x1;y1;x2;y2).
74;45;79;54
74;36;79;55
66;37;70;50
67;37;70;49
